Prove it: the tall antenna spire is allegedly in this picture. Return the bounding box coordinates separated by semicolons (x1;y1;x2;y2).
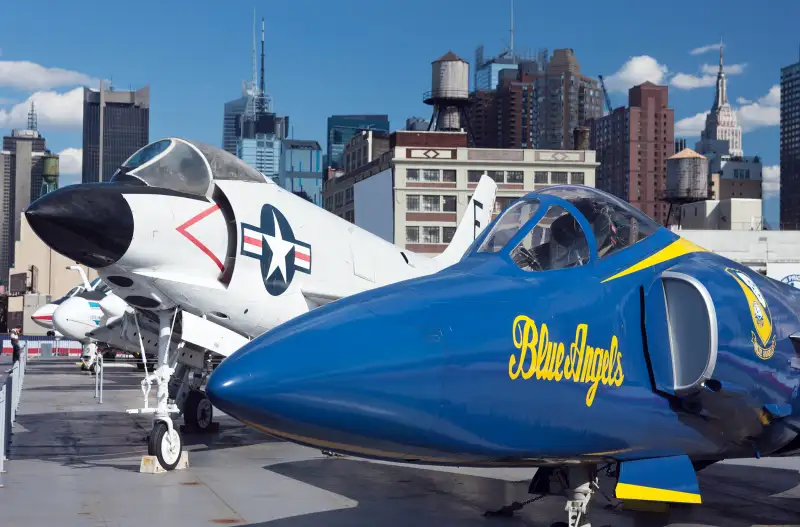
250;8;258;118
719;37;724;71
260;17;265;111
510;0;515;62
27;100;37;131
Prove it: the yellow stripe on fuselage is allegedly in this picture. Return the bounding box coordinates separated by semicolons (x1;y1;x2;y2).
615;482;702;504
601;238;707;283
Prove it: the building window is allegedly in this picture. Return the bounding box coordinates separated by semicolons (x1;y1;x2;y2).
422;195;440;212
442;195;456;212
407;169;420;181
406;226;420;243
325;196;333;210
344;210;354;223
468;170;484;183
442;169;456;183
335;192;344;207
570;172;585;185
345;187;354;203
488;170;505;183
422;169;440;182
507;171;523;184
423;226;440;244
443;226;456;244
407;195;420;212
534;171;548;184
552;172;568;184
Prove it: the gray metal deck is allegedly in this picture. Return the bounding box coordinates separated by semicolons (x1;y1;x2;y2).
2;357;800;526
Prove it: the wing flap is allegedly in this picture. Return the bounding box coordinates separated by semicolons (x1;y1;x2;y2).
615;455;701;504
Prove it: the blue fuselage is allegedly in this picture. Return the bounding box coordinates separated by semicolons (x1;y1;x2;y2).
207;195;800;467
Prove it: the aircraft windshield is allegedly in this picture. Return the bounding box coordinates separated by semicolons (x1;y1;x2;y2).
111;138;268;197
478;199;541;253
536;186;660;259
51;286;83;306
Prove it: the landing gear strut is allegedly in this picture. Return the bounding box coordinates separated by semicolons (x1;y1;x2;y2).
129;309;184;471
485;465;605;527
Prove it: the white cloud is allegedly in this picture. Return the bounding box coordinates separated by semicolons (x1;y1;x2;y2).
671;63;746;90
57;148;82;187
690;43;722;55
0;88;83;129
675;112;709;137
671;73;716;90
762;165;780;228
737;85;780;132
736;96;752;105
603;56;669;93
700;63;746;75
0;61;98;91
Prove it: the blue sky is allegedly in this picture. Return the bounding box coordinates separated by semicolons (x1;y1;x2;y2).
0;0;796;222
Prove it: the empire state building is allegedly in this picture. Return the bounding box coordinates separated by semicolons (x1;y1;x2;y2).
697;45;743;157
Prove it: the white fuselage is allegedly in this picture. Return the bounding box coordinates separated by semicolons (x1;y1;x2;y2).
96;179;451;340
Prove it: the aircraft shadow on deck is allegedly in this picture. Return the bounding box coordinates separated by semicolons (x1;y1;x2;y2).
9;410;281;470
253;457;800;527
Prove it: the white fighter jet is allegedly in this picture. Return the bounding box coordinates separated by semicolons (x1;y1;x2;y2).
36;267;136;371
24;137;498;469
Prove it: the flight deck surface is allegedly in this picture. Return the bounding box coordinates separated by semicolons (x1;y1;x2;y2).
3;357;800;527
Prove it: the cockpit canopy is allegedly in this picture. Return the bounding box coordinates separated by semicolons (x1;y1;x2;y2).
476;185;661;272
111;138;269;198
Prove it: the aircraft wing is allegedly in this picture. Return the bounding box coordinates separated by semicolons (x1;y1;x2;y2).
180;311;250;358
301;282;366;307
431;175;498;268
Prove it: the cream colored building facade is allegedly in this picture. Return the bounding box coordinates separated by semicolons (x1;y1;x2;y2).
393;146;597;253
7;213;98;333
325;131;598;255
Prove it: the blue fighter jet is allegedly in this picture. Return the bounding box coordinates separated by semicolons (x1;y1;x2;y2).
206;185;800;527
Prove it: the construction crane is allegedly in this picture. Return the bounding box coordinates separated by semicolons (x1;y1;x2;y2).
598;75;613;115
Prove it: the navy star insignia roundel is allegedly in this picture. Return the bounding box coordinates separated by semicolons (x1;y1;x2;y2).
240;204;312;296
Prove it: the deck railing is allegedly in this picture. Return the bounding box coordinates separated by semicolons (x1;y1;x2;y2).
0;342;29;488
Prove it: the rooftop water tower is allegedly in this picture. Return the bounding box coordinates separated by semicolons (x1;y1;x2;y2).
40;154;60;197
423;51;473;142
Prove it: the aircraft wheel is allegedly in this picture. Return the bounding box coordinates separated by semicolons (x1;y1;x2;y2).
152;421;183;471
137;362;145;371
184;390;213;431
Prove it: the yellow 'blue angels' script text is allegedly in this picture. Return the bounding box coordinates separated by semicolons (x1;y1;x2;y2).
509;316;624;407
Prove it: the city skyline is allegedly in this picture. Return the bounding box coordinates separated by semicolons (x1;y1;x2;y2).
0;0;793;222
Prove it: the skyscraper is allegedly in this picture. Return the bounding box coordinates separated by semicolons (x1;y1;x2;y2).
326;115;390;169
589;82;674;224
0;103;54;282
695;46;743;158
81;85;150;183
468;49;603;150
224;15;289;181
781;57;800;228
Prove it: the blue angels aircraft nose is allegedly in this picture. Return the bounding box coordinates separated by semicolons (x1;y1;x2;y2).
25;183;134;268
206;285;452;458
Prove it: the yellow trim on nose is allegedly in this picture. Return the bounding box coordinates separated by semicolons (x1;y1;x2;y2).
602;238;707;283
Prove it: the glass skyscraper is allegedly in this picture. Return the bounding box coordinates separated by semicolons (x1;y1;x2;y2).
326;115;389;169
81;86;150;183
781;60;800;228
279;140;323;206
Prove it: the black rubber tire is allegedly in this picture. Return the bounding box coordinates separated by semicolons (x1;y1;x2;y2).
152;422;182;471
147;430;156;456
137;362;145;371
184;390;213;431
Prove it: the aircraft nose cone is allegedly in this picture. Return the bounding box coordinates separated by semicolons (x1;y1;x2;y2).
25;184;133;268
207;293;446;455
